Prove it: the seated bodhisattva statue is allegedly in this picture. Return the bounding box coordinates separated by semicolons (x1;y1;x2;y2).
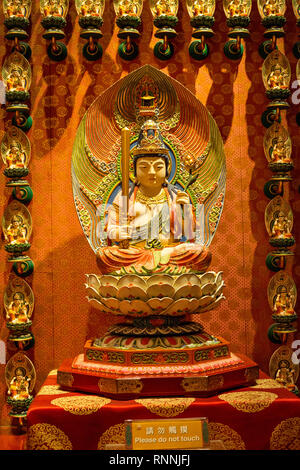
97;110;212;274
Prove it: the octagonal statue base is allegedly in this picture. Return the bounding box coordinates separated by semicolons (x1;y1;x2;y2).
57;336;258;399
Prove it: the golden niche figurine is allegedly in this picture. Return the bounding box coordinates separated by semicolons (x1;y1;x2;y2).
4;277;34;344
2;201;32;257
5;352;35;417
275;360;297;391
6;292;30;324
265;196;294;248
227;0;248;17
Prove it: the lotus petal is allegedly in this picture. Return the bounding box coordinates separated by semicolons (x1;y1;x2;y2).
173;274;201;289
99;275;118;287
146;274;174;287
98;285;118;298
86;274;101;290
198;295;214;307
200;271;217;285
99;297;120;312
117;274;147;290
118;285;148;301
147;297;173;313
214;283;225;299
174;285;202;300
201;283;217;296
196;294;225;313
162;298;200;316
147;283;175;299
119;299;152;316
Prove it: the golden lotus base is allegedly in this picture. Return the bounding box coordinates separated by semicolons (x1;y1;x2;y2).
57;352;259;399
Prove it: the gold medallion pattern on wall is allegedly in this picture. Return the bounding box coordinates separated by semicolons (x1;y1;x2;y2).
97;423;126;450
50;396;111;415
37;385;69;395
270;418;300;450
27;423;72;450
208;422;245;450
218;391;278;413
135;397;195;417
250;379;284;389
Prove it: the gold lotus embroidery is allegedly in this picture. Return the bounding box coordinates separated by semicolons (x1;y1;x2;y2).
219;391;278;413
135;397;195;417
98;423;126;450
250;379;284;389
270;417;300;450
51;396;111;415
37;385;69;395
208;422;246;450
27;423;72;450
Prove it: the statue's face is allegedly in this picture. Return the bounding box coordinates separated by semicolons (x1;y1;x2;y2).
136;156;166;191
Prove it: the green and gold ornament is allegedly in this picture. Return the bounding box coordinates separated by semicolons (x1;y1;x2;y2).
223;0;252;60
40;0;69;61
150;0;178;60
186;0;215;60
257;0;286;59
113;0;143;61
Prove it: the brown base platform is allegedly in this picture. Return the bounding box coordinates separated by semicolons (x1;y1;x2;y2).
57;353;259;399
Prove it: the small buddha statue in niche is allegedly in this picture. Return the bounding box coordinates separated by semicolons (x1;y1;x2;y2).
275;360;296;391
191;0;209;16
118;0;138;16
5;141;26;169
273;287;295;317
6;292;30;324
6;68;26;93
8;367;31;400
271;211;292;240
270;137;291;163
263;0;281;16
5;215;27;245
43;0;63;17
228;0;247;17
97;118;212;274
80;0;102;16
6;0;25;17
267;64;289;90
154;0;176;16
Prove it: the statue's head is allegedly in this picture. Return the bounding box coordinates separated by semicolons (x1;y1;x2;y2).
13;292;24;302
15;367;26;379
135;155;168;191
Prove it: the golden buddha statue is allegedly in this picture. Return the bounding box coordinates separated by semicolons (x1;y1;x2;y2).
6;292;30;324
6;0;25;17
8;367;31;400
6;68;26;93
5;141;26;169
97;117;212;274
271;211;292;240
43;0;63;16
6;215;27;245
191;0;208;16
267;64;289;90
154;0;176;16
80;0;101;16
275;360;296;390
273;287;295;316
117;0;138;16
263;0;281;16
228;0;247;17
270;137;290;163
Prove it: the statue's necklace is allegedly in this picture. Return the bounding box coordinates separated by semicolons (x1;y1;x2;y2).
136;188;167;206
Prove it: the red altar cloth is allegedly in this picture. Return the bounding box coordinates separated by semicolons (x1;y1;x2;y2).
26;370;300;451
